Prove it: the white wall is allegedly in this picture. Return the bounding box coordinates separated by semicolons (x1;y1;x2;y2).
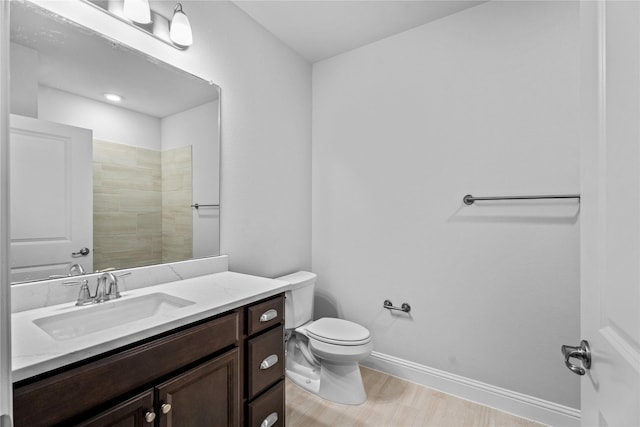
9;43;38;118
162;101;220;257
312;0;580;410
38;86;161;150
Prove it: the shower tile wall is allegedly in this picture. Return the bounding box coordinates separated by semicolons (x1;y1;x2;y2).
161;146;193;263
93;140;163;271
93;140;193;271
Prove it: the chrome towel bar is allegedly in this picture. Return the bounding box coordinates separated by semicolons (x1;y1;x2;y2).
463;194;580;205
191;203;220;209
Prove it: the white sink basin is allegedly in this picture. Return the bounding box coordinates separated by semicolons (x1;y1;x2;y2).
33;293;195;341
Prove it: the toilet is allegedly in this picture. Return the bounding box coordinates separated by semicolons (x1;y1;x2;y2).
276;271;373;405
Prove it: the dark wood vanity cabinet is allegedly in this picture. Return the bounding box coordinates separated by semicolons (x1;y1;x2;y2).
75;349;240;427
13;293;286;427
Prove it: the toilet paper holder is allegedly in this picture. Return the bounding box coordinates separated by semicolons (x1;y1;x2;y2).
383;299;411;313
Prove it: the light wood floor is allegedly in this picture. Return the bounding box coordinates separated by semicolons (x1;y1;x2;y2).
285;367;545;427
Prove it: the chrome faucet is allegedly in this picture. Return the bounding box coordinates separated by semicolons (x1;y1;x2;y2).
95;272;118;303
69;263;86;276
64;271;129;306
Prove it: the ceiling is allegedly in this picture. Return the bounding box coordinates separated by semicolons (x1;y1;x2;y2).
233;0;486;63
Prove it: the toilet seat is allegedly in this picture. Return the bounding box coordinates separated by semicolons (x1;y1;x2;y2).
306;318;371;346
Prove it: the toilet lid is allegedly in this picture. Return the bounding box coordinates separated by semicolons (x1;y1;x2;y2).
306;318;371;346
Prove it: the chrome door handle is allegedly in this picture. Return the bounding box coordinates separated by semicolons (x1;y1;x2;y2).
72;247;90;257
561;340;591;375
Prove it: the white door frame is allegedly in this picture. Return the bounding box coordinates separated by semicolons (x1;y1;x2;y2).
0;0;13;425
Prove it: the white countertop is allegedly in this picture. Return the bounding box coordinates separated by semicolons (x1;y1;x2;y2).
12;271;290;382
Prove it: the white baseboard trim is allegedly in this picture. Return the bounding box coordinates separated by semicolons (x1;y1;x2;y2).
362;351;580;427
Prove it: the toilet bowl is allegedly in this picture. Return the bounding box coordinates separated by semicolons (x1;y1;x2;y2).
277;272;373;405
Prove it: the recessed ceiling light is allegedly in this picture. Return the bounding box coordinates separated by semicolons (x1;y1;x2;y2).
104;93;123;102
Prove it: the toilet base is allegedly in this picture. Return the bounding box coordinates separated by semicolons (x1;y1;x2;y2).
286;360;367;405
318;361;367;405
285;329;369;405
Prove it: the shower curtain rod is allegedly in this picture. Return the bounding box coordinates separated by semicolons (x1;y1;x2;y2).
463;194;581;205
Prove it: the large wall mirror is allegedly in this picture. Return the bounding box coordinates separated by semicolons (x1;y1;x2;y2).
9;1;221;284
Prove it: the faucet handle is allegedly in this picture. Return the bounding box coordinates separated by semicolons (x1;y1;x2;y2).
63;278;88;286
63;279;93;306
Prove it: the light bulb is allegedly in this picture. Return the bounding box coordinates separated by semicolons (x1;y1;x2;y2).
123;0;151;24
170;4;193;47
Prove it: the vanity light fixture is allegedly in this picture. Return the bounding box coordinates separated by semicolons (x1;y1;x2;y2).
169;4;193;47
122;0;151;24
103;93;123;102
84;0;193;50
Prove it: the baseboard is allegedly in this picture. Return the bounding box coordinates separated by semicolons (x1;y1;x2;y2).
361;351;581;427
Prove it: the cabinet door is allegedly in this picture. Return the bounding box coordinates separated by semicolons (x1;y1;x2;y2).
76;390;155;427
156;349;240;427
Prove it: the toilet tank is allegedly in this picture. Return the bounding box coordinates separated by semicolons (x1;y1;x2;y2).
276;271;317;329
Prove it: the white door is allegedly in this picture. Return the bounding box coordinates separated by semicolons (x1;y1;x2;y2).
579;1;640;425
9;115;93;282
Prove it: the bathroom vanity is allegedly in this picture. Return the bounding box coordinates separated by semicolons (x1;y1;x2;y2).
11;271;288;427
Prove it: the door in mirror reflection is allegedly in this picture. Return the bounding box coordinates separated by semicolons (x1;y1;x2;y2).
10;115;93;283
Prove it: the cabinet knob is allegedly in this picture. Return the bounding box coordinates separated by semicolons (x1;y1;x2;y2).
144;411;156;423
161;403;172;414
260;412;279;427
260;354;279;370
260;309;278;323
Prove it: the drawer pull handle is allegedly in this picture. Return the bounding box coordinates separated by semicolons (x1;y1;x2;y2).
161;403;172;414
260;412;279;427
260;354;279;370
260;309;278;322
144;411;156;423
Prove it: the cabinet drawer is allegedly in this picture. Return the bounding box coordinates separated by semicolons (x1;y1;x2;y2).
247;296;284;336
247;381;284;427
14;311;239;427
247;326;284;399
